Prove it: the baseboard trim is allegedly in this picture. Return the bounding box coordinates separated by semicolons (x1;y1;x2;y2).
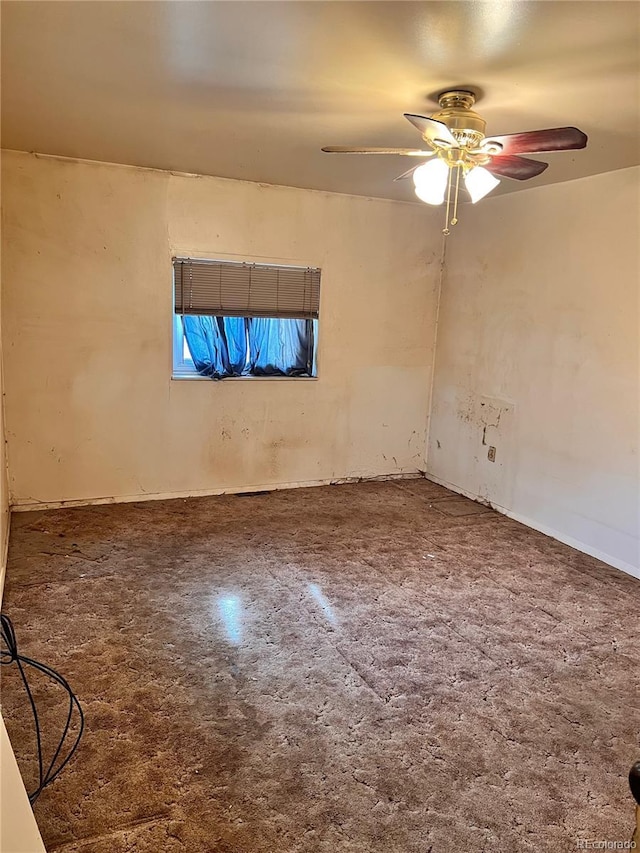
424;473;493;506
424;472;640;581
10;470;425;513
0;509;11;608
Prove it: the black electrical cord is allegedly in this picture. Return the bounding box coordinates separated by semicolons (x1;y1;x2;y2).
1;613;85;804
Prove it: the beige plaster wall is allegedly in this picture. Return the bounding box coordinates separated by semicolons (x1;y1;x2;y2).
427;166;640;576
1;151;440;508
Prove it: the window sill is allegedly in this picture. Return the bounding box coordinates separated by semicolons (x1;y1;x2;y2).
171;374;318;381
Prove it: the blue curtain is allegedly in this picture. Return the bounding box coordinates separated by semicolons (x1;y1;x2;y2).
249;318;313;376
182;316;313;379
182;316;229;378
222;317;250;375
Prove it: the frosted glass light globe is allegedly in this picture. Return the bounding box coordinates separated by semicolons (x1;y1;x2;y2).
413;159;449;205
464;165;500;203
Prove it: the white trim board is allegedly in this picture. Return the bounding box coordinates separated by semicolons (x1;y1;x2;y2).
425;472;640;581
10;471;425;513
0;510;10;608
0;718;46;853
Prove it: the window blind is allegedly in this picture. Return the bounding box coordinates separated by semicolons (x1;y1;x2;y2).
173;258;321;320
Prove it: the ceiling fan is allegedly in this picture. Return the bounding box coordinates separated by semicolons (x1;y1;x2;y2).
322;90;587;234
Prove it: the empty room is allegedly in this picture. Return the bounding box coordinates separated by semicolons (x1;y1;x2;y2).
0;1;638;851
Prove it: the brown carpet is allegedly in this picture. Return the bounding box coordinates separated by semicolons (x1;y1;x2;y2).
1;479;638;852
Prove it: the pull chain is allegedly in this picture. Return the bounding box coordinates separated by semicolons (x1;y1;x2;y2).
443;165;453;236
443;163;462;236
451;164;461;226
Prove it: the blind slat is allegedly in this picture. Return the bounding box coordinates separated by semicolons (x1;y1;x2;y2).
173;258;321;319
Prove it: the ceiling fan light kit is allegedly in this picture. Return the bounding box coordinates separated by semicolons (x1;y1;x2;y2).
322;89;588;236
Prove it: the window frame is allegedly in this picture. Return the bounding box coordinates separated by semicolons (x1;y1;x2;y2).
171;257;321;381
172;314;199;377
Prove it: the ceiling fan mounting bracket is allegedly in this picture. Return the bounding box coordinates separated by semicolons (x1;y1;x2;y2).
437;90;477;111
432;89;486;137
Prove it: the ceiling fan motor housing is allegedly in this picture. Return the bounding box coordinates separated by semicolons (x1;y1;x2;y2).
432;90;486;149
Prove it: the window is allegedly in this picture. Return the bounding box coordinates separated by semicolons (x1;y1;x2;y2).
172;258;320;380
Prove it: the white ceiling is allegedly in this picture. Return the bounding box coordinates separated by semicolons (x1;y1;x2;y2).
2;1;638;202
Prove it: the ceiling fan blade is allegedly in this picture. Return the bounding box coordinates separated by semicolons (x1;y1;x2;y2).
321;146;433;156
404;115;457;147
483;127;587;155
393;165;421;182
485;154;548;181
